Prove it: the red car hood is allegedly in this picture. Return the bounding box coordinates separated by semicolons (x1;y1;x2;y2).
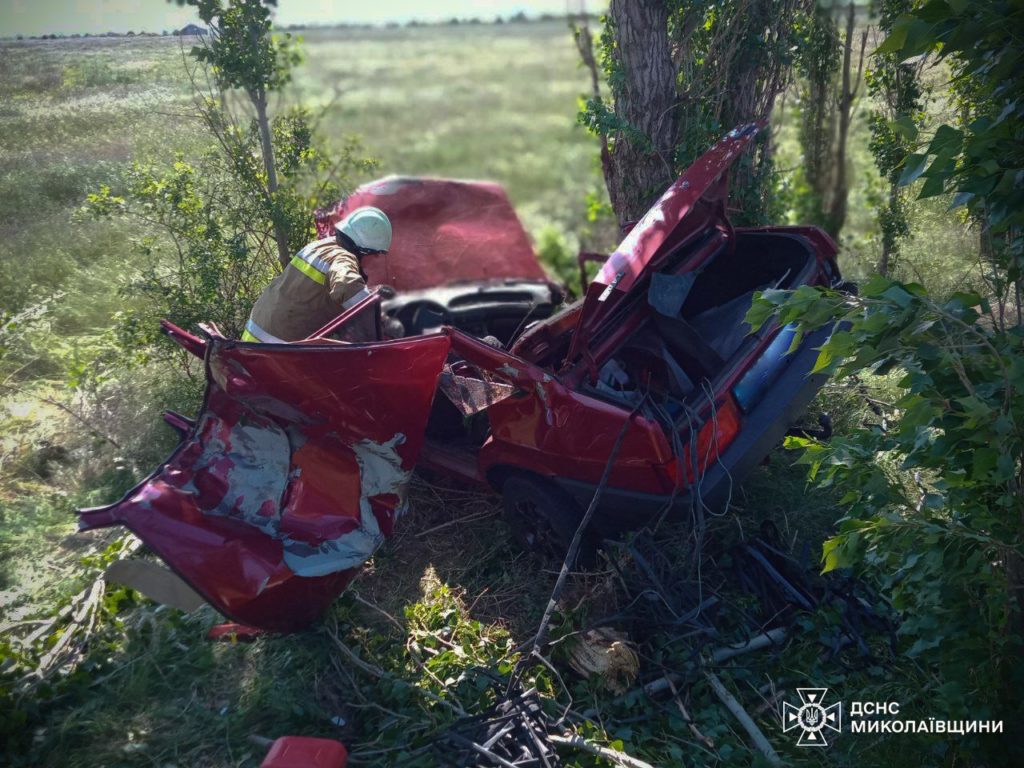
567;123;762;361
316;176;548;292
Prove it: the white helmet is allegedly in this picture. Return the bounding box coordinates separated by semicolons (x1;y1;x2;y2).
335;206;392;254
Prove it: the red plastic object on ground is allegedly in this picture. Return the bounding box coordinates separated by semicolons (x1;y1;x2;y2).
260;737;348;768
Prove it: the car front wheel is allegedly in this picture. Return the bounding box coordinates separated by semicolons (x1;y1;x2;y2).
500;475;592;563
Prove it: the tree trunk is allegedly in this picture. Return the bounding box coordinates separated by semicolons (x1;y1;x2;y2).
876;182;897;277
827;2;866;239
603;0;678;226
254;87;291;269
799;2;840;227
877;236;892;277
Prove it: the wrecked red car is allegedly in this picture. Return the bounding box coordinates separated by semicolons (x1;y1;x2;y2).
80;124;841;631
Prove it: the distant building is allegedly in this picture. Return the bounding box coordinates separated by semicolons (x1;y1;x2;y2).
175;24;207;36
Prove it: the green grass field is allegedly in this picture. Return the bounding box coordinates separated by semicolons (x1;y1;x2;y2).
0;20;976;768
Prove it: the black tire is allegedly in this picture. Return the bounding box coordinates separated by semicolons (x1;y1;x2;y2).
500;474;594;563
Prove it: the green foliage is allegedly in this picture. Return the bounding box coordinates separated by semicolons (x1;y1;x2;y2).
750;274;1024;759
866;0;927;274
749;7;1024;759
174;0;300;98
85;156;274;348
173;0;313;267
534;225;579;292
578;95;652;153
84;96;372;359
792;1;841;227
881;0;1024;277
579;1;803;225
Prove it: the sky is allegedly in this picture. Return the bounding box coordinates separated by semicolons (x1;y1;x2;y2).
0;0;584;37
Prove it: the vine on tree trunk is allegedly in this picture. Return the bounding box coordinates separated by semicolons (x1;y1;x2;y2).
578;0;809;229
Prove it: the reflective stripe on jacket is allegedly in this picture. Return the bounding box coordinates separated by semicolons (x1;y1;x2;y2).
241;318;285;344
245;238;375;342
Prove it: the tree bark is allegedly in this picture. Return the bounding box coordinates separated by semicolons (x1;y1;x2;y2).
876;181;898;276
254;87;291;269
877;237;892;276
603;0;678;226
827;2;867;239
799;2;840;227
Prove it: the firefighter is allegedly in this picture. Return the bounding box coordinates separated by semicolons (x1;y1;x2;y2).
242;206;393;343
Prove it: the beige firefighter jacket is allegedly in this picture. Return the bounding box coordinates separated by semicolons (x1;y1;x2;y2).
244;237;375;343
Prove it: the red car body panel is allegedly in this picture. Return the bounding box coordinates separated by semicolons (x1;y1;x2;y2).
444;330;676;492
80;329;450;632
566;123;761;363
315;176;547;292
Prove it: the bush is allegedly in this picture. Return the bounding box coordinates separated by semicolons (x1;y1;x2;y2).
62;58;137;89
751;276;1024;761
85;106;373;360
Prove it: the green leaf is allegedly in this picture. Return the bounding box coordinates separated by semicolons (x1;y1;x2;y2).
995;454;1016;483
861;274;895;297
917;0;955;24
918;174;946;199
892;115;919;141
907;636;942;656
898;153;929;186
811;347;833;374
882;285;914;308
874;20;909;55
972;447;998;478
928;124;963;153
822;536;854;573
947;291;982;310
949;191;973;209
901;18;939;59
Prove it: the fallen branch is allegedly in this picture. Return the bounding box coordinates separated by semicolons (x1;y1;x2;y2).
350;592;405;633
704;672;781;767
0;382;123;450
665;675;715;750
448;733;521;768
641;672;683;697
709;627;787;664
36;579;104;674
326;622;467;717
414;508;497;538
14;537;142;695
550;733;657;768
532;412;637;653
637;627;787;700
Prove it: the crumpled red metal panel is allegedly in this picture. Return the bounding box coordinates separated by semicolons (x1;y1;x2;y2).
79;334;450;632
593;123;761;296
566;123;763;361
315;176;547;292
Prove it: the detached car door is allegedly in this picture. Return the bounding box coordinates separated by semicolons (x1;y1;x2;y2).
79;325;449;632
